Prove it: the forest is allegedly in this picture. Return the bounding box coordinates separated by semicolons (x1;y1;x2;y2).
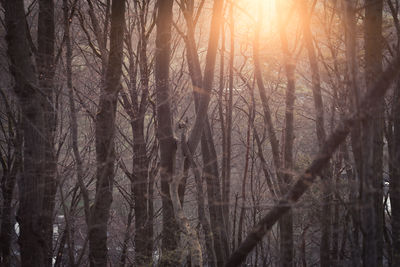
1;0;400;266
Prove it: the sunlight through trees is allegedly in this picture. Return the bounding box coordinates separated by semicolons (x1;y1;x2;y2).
1;0;400;266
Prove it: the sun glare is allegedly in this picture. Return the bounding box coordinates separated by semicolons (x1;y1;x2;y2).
235;0;277;23
234;0;281;45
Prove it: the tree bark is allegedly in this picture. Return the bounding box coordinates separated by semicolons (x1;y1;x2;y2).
362;1;383;266
171;133;203;267
390;78;400;266
133;6;153;263
37;1;57;262
3;1;55;266
155;1;180;265
88;0;125;266
183;134;217;265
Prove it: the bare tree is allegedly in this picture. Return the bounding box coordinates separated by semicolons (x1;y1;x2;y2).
299;1;332;265
362;1;384;265
88;0;125;266
3;0;56;265
154;0;181;264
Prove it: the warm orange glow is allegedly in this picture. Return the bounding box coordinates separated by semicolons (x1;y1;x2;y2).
234;0;282;46
235;0;277;21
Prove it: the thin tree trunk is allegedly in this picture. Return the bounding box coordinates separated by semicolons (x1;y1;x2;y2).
171;133;203;267
231;194;239;251
0;126;21;267
131;119;152;266
278;4;296;265
390;78;400;266
223;1;234;236
186;0;224;153
384;2;400;265
300;226;308;267
237;104;252;246
299;2;331;265
331;148;343;266
201;125;228;266
186;40;225;264
119;203;134;267
254;7;293;266
188;144;217;266
219;15;228;242
253;128;278;197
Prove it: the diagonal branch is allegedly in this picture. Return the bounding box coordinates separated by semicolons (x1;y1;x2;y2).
225;52;400;267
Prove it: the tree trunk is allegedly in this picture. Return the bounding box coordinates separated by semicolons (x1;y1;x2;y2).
184;138;217;265
155;1;180;265
390;78;400;266
37;1;57;265
133;23;153;265
121;10;154;263
223;2;234;236
278;6;296;266
388;2;400;263
300;2;332;265
171;133;203;267
0;170;16;267
89;0;125;266
3;1;55;266
343;2;362;264
362;1;383;266
237;103;252;246
0;126;21;267
182;1;227;264
132;118;153;266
